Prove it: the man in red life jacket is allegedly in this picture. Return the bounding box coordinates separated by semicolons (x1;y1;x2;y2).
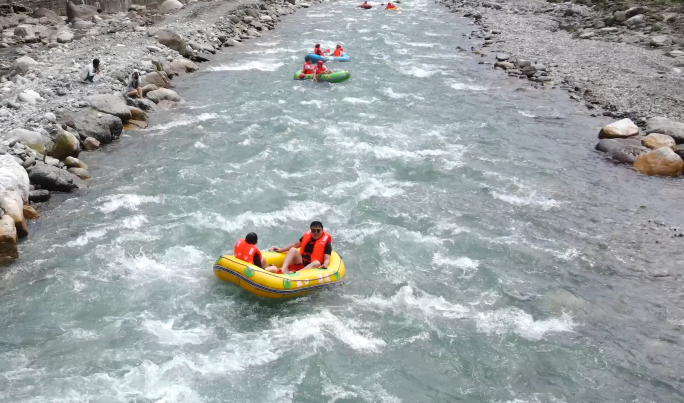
302;55;314;75
234;232;268;268
271;221;332;274
386;2;396;9
332;44;344;57
313;60;332;81
313;43;325;57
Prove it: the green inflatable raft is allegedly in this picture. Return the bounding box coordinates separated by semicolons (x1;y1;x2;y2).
293;70;351;83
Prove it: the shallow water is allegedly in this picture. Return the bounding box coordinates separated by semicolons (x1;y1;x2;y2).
3;1;684;402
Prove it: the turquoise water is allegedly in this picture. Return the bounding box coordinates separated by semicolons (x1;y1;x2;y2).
2;1;684;401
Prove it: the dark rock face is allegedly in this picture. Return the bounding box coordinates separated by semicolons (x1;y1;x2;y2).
27;163;83;192
66;1;97;23
60;111;123;144
596;138;650;164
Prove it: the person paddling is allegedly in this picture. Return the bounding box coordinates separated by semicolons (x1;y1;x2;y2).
313;43;326;57
302;55;314;75
332;44;344;57
313;60;332;81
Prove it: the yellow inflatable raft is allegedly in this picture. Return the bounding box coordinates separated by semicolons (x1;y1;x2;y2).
213;251;345;298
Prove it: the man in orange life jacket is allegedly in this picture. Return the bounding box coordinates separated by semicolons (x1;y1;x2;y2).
233;232;268;269
313;43;325;57
332;44;344;57
271;221;332;274
302;55;314;75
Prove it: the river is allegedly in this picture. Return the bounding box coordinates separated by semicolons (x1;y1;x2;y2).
2;0;684;401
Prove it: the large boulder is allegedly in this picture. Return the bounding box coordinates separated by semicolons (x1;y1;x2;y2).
170;58;198;73
598;118;639;139
0;155;30;203
642;133;677;151
0;215;18;262
0;191;27;238
140;72;167;88
156;30;183;51
14;55;37;75
66;1;97;23
14;24;35;38
146;88;181;103
27;163;83;192
595;138;649;164
633;148;684;176
32;8;64;25
50;130;81;160
159;0;183;14
56;31;74;43
86;94;132;121
645;117;684;144
8;128;48;154
129;107;148;121
17;89;44;105
61;111;122;144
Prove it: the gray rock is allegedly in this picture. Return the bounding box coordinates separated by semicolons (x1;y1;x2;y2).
495;53;509;61
72;21;94;29
156;30;183;52
613;11;626;22
28;189;50;202
663;13;678;23
28;163;83;192
140;72;167;88
67;167;90;179
66;1;97;23
7;128;47;154
159;0;183;14
61;111;122;144
0;154;30;203
14;25;34;38
625;7;647;19
650;35;670;47
50;130;80;160
82;137;100;151
142;84;158;96
625;14;645;28
86;94;132;121
32;8;64;25
646;117;684;144
14;56;37;75
56;31;73;43
146;88;181;103
579;31;595;39
595;138;649;164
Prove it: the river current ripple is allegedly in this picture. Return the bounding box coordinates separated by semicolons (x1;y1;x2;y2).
2;0;684;402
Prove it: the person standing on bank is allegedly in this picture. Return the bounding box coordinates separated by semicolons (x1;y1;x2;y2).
270;221;332;274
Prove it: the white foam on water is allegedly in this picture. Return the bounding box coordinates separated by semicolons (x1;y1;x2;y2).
151;116;196;131
406;42;437;48
518;110;537;118
492;191;560;211
97;194;162;214
400;65;439;78
142;319;208;345
357;28;371;33
245;47;299;54
425;31;448;37
450;81;488;91
197;112;219;121
475;308;576;341
194;141;208;149
342;97;378;104
208;61;284;72
322;382;402;403
301;99;324;108
256;41;279;47
383;87;425;100
431;252;480;278
189;200;332;233
351;286;470;321
69;328;100;340
325;174;409;201
66;229;107;247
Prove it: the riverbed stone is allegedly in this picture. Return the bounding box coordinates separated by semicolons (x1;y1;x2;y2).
599;118;639;139
61;111;122;144
67;167;90;179
8;128;47;154
23;205;38;219
634;147;684;176
129;107;148;121
140;72;166;89
32;8;63;25
0;190;27;238
156;30;183;52
56;31;74;43
28;163;83;192
66;1;97;23
642;133;677;151
160;0;183;14
0;214;18;262
82;137;100;151
17;89;44;105
50;130;80;160
595;138;649;164
0;154;29;203
86;94;132;121
146;88;181;103
28;189;50;202
14;55;37;75
645;116;684;143
64;156;87;169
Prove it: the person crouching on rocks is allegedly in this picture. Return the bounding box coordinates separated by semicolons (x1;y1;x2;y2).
83;58;100;83
126;70;144;99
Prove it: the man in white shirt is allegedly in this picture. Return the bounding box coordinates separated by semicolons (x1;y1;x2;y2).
83;59;100;83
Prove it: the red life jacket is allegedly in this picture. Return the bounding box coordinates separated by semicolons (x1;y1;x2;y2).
234;239;262;266
300;230;331;264
333;48;343;57
314;47;324;56
314;65;327;75
302;62;314;74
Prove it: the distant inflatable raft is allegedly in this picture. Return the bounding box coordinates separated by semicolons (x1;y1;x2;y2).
214;251;346;298
294;70;351;83
308;53;350;62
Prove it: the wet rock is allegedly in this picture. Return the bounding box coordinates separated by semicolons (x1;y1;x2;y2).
86;94;132;121
124;120;148;130
146;88;181;103
64;156;87;170
634;148;684;176
28;189;50;202
0;154;29;203
642;133;677;151
66;1;97;23
160;0;184;14
82;137;100;151
32;8;63;25
170;58;198;73
67;167;90;179
598;118;639;139
625;7;647;19
23;205;38;220
596;138;649;164
129;107;148;122
0;191;27;237
8;128;47;154
28;163;83;192
50;130;80;160
14;55;37;75
61;111;122;144
645;117;684;143
495;61;515;70
140;72;167;88
0;214;18;262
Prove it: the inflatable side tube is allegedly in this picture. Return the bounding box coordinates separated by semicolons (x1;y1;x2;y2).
293;70;351;83
308;53;329;62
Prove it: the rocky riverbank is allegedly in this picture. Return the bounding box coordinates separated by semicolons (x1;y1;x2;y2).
0;0;321;262
438;0;684;177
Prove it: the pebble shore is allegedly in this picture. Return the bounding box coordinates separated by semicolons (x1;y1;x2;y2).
0;0;322;261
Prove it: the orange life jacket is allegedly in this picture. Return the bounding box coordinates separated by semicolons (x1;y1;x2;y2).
300;230;331;264
234;239;262;265
314;47;324;56
302;62;314;74
333;48;343;57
